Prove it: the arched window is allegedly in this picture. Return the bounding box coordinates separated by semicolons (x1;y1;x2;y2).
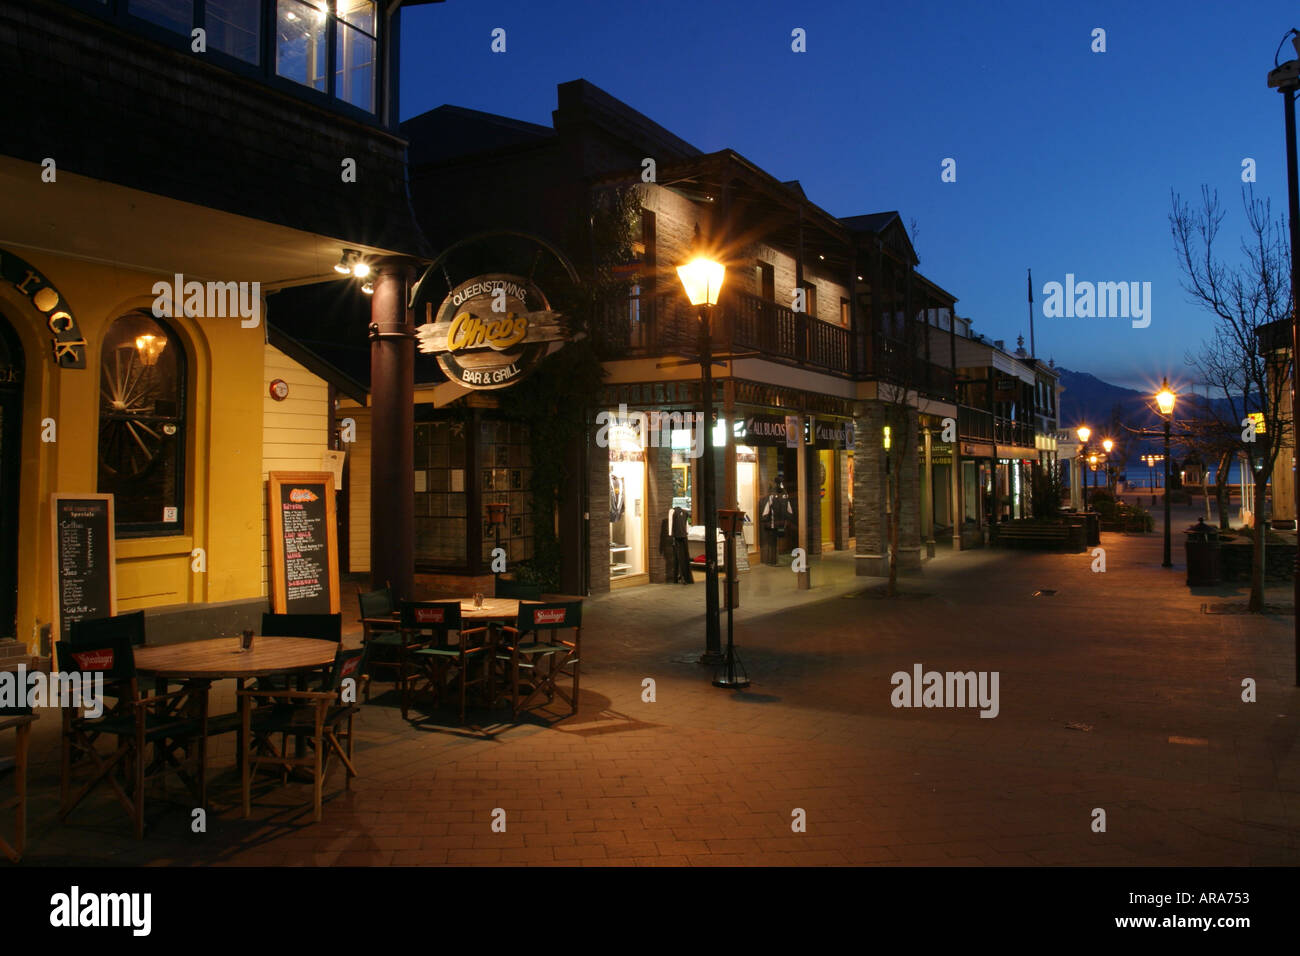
97;312;186;535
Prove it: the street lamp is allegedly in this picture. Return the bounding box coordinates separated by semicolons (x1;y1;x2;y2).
677;255;725;663
1156;378;1176;567
1102;438;1114;492
1076;425;1091;510
1267;28;1300;685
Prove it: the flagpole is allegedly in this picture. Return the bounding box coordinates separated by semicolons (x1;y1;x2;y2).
1027;267;1036;358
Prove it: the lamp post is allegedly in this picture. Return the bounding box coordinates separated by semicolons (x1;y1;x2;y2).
1076;425;1091;510
677;256;725;663
1102;438;1114;493
1267;28;1300;684
1156;379;1176;568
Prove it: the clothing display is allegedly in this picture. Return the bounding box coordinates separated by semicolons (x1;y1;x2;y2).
668;506;693;583
609;475;625;524
759;485;794;565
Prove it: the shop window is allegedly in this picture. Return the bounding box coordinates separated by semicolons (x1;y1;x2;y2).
413;416;469;567
477;419;531;567
97;312;186;536
608;417;646;581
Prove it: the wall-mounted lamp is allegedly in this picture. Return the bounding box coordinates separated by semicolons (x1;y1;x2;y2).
335;249;370;278
361;280;374;295
134;333;167;367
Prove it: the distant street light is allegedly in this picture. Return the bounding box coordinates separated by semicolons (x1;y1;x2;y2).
1076;425;1091;510
1156;379;1176;567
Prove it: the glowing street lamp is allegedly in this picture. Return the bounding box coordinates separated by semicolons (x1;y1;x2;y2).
678;254;726;662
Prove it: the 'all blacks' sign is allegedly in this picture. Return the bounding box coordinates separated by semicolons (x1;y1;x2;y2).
414;274;565;390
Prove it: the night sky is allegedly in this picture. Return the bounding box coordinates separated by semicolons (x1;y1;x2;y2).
399;0;1300;394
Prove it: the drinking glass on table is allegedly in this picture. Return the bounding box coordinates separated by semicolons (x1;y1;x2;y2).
473;593;484;609
240;629;255;652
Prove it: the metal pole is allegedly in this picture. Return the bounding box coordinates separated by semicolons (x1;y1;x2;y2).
796;413;810;589
700;306;721;662
1163;417;1173;568
1283;82;1300;685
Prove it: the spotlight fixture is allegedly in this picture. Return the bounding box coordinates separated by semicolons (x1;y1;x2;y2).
335;249;359;275
361;280;374;295
352;260;371;279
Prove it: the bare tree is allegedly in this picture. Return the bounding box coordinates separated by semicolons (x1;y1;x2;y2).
1171;186;1294;612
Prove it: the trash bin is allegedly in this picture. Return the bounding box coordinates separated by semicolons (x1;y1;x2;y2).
1184;519;1221;586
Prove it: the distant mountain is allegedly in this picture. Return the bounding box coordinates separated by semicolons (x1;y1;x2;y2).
1055;367;1156;432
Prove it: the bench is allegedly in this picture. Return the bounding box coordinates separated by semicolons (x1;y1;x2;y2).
990;522;1086;553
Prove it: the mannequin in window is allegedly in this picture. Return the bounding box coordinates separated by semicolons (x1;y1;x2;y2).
759;482;791;565
668;504;693;583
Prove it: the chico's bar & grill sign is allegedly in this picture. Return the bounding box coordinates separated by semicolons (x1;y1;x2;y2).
415;273;566;390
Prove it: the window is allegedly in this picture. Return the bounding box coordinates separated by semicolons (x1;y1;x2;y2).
756;261;775;301
800;281;817;319
98;313;186;536
208;0;262;64
128;0;193;34
840;297;850;327
335;0;376;111
276;0;328;92
275;0;379;111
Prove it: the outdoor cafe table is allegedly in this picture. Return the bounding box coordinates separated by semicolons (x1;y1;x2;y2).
133;637;342;780
133;637;338;683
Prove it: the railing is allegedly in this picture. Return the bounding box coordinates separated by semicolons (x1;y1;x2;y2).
600;288;852;377
874;340;956;402
958;405;994;443
995;416;1035;449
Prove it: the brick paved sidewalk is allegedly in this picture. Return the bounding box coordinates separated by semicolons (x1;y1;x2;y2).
5;506;1298;866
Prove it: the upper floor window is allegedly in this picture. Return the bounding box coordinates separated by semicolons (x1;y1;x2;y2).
126;1;261;64
98;312;187;536
276;0;377;110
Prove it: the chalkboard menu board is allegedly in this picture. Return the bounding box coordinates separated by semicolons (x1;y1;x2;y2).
51;494;117;643
267;471;339;614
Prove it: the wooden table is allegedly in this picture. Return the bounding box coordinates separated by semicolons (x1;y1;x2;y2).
134;637;338;681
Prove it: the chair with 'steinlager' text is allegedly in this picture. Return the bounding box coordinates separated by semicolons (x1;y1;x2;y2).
496;601;583;720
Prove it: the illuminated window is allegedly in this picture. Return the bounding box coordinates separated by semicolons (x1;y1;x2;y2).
97;313;186;536
335;0;376;111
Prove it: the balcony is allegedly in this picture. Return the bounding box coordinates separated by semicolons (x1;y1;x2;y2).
995;416;1035;450
600;288;852;377
958;405;993;443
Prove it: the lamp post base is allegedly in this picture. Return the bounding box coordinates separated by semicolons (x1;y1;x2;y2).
698;651;725;666
712;649;749;689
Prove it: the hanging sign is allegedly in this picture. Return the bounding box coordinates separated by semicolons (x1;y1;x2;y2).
413;274;566;390
1;247;86;368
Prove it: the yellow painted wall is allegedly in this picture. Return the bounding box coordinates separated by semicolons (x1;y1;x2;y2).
260;344;330;595
0;250;266;652
341;400;371;573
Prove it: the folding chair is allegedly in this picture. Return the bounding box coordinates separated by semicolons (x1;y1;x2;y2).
398;601;489;724
56;637;209;839
496;601;583;719
0;702;36;863
238;645;368;823
252;612;342;693
358;586;402;701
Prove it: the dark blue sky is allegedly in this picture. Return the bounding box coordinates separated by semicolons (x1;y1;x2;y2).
400;0;1299;395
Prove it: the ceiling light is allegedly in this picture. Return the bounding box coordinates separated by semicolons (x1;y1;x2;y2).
361;280;374;295
352;260;371;279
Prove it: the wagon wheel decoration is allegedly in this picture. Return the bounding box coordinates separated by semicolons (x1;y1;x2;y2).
99;345;173;480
